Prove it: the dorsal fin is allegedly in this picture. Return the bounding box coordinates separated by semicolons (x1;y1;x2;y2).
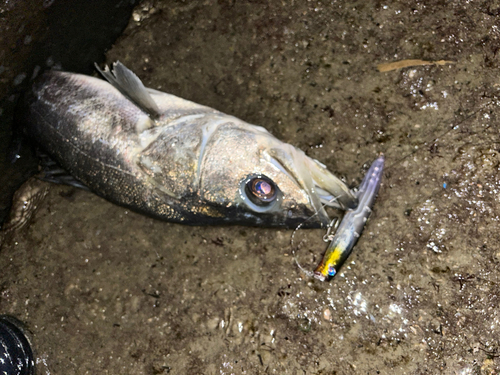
95;61;161;119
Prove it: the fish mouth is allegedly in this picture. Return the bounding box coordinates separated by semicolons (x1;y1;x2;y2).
305;158;358;209
270;145;358;226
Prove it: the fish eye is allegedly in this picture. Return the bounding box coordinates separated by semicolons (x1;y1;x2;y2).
245;176;277;205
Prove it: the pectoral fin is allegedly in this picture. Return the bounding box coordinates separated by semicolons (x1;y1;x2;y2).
95;61;161;119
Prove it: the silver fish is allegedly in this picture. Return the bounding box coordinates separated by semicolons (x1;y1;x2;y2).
18;62;357;227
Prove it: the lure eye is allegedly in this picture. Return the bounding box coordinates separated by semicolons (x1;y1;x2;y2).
328;265;337;277
246;176;277;205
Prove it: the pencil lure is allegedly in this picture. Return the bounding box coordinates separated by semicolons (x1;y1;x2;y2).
314;155;385;281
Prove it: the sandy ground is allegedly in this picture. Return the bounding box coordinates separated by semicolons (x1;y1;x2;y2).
2;0;500;374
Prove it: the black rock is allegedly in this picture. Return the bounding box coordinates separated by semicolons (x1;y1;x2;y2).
0;315;35;375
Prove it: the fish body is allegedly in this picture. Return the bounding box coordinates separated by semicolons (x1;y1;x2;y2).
18;62;358;228
314;155;384;281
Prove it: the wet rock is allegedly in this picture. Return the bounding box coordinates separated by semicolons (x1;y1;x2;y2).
0;0;136;226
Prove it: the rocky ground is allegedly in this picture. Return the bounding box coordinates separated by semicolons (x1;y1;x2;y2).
1;0;500;374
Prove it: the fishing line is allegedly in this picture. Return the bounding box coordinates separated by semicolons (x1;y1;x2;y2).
290;195;343;277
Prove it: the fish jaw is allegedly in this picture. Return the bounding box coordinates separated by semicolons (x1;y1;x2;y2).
197;119;357;228
267;144;358;222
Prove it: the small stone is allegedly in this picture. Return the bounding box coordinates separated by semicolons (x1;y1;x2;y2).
323;308;332;321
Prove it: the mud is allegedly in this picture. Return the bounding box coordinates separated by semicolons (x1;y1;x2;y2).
1;0;500;374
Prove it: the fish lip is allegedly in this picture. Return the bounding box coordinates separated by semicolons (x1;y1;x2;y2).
277;166;329;224
268;146;358;227
305;162;358;226
307;158;358;211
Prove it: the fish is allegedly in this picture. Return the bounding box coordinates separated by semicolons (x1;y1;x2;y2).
17;62;358;228
314;155;384;281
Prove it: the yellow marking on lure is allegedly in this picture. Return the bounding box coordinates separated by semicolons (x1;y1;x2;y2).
319;246;343;277
325;247;342;265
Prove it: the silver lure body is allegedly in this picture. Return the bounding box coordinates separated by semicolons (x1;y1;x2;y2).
314;155;384;281
19;62;357;227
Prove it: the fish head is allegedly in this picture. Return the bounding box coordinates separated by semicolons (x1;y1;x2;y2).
199;118;357;228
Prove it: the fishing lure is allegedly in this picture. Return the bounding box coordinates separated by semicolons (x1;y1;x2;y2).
314;155;385;281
